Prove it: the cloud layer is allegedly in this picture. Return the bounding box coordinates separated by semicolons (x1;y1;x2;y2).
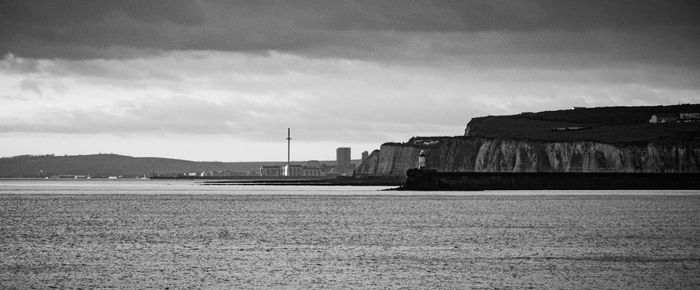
1;0;699;161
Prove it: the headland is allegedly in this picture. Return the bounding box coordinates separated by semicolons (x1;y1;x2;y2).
358;104;700;190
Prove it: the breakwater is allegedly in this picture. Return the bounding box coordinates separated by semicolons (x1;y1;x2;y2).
202;175;404;186
404;169;700;190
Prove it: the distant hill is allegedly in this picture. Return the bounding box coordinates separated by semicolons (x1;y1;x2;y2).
0;154;360;178
465;104;700;143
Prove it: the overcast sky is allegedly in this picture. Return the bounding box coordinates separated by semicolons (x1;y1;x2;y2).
1;0;699;161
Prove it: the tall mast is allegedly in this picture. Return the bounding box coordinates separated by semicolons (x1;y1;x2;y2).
287;128;291;165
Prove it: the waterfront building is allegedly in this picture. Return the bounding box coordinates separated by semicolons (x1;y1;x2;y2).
260;165;282;176
302;166;321;176
284;164;303;176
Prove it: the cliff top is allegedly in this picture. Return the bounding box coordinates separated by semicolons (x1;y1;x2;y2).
465;104;700;143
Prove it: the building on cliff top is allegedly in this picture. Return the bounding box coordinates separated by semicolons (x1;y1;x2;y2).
649;114;679;124
680;112;700;121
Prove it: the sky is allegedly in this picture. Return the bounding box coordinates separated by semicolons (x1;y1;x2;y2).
1;0;699;162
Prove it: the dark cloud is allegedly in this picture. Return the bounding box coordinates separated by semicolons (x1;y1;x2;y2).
0;0;203;58
0;0;203;26
1;0;698;63
434;0;700;32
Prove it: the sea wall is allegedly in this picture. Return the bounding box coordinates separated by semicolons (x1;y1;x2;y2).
356;137;700;176
404;169;700;190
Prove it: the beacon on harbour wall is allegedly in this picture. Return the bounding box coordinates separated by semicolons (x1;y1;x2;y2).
418;150;426;169
284;128;293;176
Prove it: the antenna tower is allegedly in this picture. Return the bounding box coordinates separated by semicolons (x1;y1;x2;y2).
287;128;291;165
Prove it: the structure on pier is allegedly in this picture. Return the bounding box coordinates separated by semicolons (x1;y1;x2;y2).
284;128;293;176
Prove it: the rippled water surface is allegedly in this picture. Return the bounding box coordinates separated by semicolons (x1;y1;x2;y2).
1;180;699;288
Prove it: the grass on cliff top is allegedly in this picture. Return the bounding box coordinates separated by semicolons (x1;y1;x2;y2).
519;104;700;125
466;104;700;143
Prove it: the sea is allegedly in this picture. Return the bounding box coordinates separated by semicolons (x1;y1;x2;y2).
1;179;699;289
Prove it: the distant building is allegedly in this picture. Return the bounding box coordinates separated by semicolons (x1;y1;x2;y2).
552;126;591;131
680;112;700;121
649;114;679;124
361;151;369;162
284;164;303;176
336;147;351;169
260;165;282;176
409;137;443;146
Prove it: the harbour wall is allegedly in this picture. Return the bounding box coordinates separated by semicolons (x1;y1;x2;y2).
404;169;700;190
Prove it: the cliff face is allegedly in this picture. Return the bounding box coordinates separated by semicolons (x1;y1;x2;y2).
356;137;700;176
359;105;700;176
